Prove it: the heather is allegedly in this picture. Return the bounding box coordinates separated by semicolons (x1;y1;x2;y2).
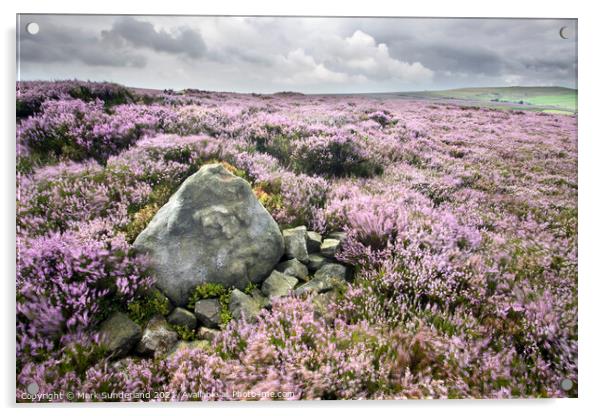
16;80;134;118
16;81;577;400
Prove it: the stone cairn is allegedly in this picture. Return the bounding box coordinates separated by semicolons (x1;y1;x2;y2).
98;164;352;360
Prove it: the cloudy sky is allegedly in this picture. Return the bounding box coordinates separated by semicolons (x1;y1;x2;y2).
17;15;577;93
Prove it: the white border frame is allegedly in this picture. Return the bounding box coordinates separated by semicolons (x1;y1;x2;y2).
2;1;599;415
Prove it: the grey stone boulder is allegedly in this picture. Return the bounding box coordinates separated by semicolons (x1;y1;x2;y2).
99;312;142;359
294;263;348;296
167;307;197;331
194;299;221;329
136;316;178;357
275;259;309;281
229;289;261;322
307;254;329;272
133;163;285;306
283;226;309;263
306;231;323;253
320;238;341;258
261;270;298;299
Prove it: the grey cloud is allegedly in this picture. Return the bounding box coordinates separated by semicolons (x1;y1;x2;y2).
18;15;577;92
342;18;576;88
392;43;505;76
19;18;146;68
208;46;274;66
516;56;575;72
102;17;206;59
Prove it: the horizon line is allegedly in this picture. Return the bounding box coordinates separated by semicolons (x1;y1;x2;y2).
16;79;578;95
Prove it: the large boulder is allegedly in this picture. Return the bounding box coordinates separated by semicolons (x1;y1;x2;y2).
134;164;285;306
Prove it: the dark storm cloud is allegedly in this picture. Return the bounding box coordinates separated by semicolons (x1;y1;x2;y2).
19;18;146;67
102;17;206;59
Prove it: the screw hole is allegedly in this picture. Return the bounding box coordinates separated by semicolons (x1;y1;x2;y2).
26;22;40;35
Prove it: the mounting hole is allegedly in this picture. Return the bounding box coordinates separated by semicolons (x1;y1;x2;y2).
559;26;570;40
26;22;40;35
561;379;573;391
26;382;39;395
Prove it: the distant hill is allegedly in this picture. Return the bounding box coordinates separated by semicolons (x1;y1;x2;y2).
397;86;577;114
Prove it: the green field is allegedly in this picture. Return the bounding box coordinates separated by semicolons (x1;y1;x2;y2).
398;86;577;115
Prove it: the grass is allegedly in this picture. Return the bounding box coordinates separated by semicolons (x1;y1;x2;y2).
398;86;577;114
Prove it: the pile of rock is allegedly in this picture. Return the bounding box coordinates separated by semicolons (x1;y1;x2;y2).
227;225;351;323
98;164;352;360
98;307;210;361
99;226;351;359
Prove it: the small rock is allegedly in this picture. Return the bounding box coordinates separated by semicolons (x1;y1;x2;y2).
109;358;130;372
275;259;309;281
99;312;142;359
283;226;309;263
194;299;221;329
327;231;347;242
261;270;298;299
312;291;338;322
294;277;343;296
197;327;220;342
167;340;211;359
315;263;349;281
167;307;197;331
136;316;178;358
229;289;261;322
307;254;329;272
306;231;323;253
248;287;270;309
294;263;348;295
320;238;341;258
